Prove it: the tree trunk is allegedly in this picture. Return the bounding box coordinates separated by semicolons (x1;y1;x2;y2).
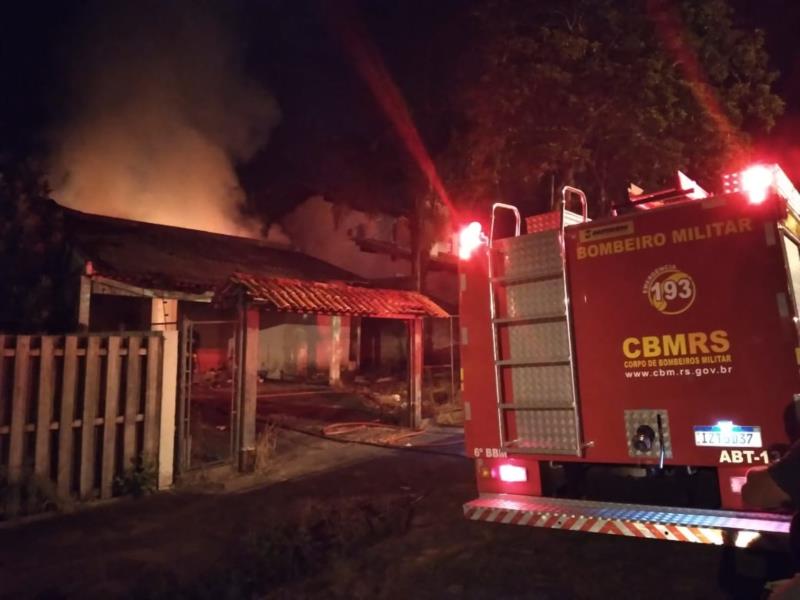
410;194;424;293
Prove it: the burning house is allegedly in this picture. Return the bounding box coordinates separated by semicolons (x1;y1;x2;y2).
49;200;450;474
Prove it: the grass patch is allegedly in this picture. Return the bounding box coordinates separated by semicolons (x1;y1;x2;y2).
0;466;68;520
129;494;414;598
113;457;158;498
255;423;279;472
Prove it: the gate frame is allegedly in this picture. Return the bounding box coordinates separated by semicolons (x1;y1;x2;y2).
176;318;239;474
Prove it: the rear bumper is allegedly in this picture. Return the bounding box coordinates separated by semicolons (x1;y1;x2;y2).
463;493;791;545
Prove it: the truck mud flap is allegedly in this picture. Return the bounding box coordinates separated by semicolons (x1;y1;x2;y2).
463;494;791;545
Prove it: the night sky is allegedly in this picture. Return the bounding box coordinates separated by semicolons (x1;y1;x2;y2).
1;0;799;222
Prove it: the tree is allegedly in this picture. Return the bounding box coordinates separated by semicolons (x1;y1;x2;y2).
0;162;77;332
446;0;784;216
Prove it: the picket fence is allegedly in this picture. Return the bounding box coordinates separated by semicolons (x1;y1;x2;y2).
0;333;164;505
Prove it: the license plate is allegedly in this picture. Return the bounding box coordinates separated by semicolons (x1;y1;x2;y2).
693;425;762;448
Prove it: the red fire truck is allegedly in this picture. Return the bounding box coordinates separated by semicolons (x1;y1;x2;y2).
459;164;800;545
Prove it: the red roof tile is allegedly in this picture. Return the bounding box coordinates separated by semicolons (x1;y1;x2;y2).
220;273;449;319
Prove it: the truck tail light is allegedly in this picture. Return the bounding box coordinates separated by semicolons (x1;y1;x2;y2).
458;221;486;260
498;463;527;483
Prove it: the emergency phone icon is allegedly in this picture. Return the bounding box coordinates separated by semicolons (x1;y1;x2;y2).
644;265;696;315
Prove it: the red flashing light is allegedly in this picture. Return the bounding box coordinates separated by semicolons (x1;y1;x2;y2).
740;165;774;205
498;463;527;483
721;163;800;210
458;221;486;260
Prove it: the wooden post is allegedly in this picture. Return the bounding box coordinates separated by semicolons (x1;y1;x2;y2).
79;336;101;499
100;336;121;499
142;335;163;462
329;315;342;387
408;319;424;429
352;317;362;371
78;276;91;331
57;336;78;498
8;336;31;510
239;305;259;472
34;336;56;478
123;337;142;466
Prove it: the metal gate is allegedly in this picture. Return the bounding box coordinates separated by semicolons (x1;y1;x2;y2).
177;319;239;471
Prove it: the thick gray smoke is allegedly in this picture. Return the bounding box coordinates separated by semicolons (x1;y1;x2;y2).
49;0;280;237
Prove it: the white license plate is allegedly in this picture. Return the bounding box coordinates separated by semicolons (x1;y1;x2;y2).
694;427;762;448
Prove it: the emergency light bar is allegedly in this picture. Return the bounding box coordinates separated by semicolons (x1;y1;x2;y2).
722;164;800;212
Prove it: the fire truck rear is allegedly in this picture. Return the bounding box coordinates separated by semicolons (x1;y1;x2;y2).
459;165;800;545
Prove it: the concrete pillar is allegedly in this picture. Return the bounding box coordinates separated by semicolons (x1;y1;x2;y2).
78;276;91;331
151;298;178;331
329;315;342;387
409;318;424;429
239;305;259;472
158;330;178;488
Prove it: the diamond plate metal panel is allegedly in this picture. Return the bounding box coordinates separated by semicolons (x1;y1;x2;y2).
525;210;585;233
525;211;560;233
494;230;562;280
512;409;578;453
505;277;565;318
624;409;673;459
508;321;570;362
509;365;574;407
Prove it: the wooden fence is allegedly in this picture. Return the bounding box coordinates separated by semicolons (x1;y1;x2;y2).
0;333;164;505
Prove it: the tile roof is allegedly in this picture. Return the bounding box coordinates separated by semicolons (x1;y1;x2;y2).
220;272;450;319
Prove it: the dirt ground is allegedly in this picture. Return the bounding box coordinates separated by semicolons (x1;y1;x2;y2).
0;429;789;599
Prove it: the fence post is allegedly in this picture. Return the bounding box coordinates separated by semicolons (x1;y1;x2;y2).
143;335;162;462
79;336;101;499
100;336;122;499
34;337;56;478
123;336;142;467
8;336;31;514
239;306;259;472
408;319;424;429
58;336;78;498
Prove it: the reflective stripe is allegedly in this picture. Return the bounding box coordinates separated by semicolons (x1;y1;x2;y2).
632;522;654;539
485;509;503;522
614;520;635;537
588;519;606;533
570;516;589;531
677;526;699;544
700;529;724;545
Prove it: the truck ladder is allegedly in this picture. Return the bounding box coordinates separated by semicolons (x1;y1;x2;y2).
488;188;587;455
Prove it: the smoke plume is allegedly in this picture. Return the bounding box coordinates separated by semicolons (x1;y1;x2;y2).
49;0;280;237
